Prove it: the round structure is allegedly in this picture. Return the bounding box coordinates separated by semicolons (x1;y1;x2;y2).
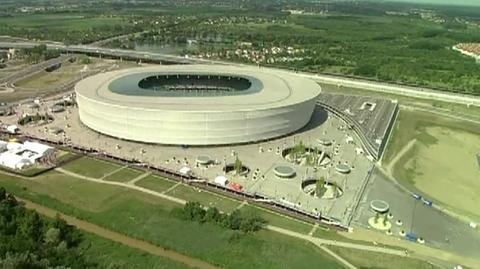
317;138;332;146
335;163;351;174
273;165;296;178
196;155;212;165
370;200;390;214
75;65;321;145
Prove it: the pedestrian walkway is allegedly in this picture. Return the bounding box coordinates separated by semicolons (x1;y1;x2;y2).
308;223;319;236
162;182;182;194
54;167;410;267
128;172;151;185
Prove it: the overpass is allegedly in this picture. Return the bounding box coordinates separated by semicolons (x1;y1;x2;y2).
0;54;73;85
2;41;480;107
0;41;200;64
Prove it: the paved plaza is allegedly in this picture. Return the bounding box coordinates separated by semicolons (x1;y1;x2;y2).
3;101;373;227
354;167;480;259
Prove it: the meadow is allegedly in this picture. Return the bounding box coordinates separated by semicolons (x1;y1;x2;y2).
384;110;480;220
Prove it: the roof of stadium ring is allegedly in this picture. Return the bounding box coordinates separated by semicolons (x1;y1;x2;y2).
77;65;321;112
109;73;262;97
74;65;322;145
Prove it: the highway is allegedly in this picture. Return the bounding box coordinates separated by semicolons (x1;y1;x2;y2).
1;40;480;107
0;54;72;85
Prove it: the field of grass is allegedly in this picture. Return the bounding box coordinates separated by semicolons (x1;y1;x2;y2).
15;61;85;89
135;174;178;192
82;232;194;269
167;184;241;213
62;156;123;179
56;150;79;163
0;14;125;30
240;205;314;234
103;167;144;182
384;110;480;220
0;171;346;269
329;246;442;269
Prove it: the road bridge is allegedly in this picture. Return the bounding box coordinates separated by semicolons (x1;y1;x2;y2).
2;41;480;107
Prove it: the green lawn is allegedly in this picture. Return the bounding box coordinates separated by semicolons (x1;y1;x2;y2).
0;14;125;30
82;232;194;269
384;110;480;220
0;172;346;269
167;184;241;213
61;156;123;179
56;150;79;164
240;205;314;234
135;174;178;192
103;167;145;183
329;246;442;269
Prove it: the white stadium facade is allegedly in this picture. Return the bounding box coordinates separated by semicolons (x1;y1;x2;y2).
75;65;321;145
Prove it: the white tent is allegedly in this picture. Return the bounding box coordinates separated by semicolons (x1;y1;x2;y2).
6;142;22;152
6;125;19;134
0;152;32;170
23;141;54;157
179;166;191;175
214;175;228;186
0;141;7;152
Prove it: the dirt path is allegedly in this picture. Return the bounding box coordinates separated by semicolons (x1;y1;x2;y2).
18;197;223;269
385;138;416;175
54;167;478;268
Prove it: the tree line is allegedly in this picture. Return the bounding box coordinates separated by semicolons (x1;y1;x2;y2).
172;201;267;233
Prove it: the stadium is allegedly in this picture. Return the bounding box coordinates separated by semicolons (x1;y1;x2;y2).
75;65;322;145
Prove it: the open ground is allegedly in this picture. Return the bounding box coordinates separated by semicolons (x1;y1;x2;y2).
0;56;139;102
384;109;480;221
0;152;449;269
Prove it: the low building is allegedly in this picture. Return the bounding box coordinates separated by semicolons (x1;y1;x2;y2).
0;152;32;170
0;140;55;170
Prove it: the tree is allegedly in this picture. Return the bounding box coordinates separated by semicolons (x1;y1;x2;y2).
374;212;380;224
0;187;6;202
204;207;221;223
353;64;377;77
183;201;206;222
0;252;49;269
382;214;388;226
223;210;242;230
292;141;306;162
234;156;243;175
315;177;325;197
19;212;44;242
44;228;61;244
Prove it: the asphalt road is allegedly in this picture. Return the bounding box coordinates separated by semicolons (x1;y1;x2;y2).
1;40;480;107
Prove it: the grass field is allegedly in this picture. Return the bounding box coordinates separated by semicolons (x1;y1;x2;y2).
328;246;442;269
103;167;144;182
167;184;241;213
0;14;126;30
135;174;178;192
384;110;480;220
14;59;94;89
0;171;346;269
240;205;314;234
82;232;194;269
62;156;123;179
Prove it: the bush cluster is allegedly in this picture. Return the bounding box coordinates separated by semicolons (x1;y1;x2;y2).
0;187;98;268
172;201;267;233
